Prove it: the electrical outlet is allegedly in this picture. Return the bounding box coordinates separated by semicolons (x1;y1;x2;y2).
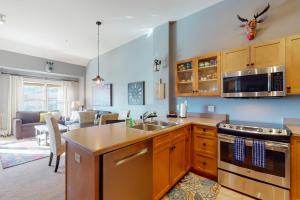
208;105;215;113
75;152;81;164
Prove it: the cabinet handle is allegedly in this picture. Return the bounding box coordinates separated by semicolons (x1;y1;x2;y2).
251;63;254;66
202;143;206;146
246;64;250;67
203;128;206;132
202;162;206;166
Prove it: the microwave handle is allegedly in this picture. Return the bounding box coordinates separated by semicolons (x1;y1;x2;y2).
268;73;271;92
218;134;289;152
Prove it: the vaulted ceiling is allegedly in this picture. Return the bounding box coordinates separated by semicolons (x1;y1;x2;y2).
0;0;222;66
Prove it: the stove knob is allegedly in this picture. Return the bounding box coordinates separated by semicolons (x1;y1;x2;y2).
229;125;233;128
269;129;273;133
277;129;282;134
223;124;227;128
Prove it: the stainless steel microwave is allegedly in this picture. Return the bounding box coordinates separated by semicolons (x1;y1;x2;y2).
222;66;286;98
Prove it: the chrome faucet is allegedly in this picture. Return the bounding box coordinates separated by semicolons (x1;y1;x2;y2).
142;111;157;122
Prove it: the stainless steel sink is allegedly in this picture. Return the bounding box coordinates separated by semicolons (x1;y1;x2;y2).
145;121;178;127
131;121;178;131
131;124;165;131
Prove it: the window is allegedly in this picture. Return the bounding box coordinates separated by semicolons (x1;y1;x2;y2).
47;85;64;111
23;83;45;111
23;81;64;113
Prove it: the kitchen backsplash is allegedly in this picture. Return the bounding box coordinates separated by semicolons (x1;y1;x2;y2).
177;96;300;123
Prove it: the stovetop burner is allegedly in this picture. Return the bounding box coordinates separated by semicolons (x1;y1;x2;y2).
217;120;291;142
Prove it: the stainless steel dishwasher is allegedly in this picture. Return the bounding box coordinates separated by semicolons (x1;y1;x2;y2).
102;139;153;200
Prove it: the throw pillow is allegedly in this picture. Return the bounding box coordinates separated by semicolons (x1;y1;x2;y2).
40;112;52;123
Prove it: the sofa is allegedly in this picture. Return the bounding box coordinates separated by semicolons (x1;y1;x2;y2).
13;111;64;139
13;111;45;139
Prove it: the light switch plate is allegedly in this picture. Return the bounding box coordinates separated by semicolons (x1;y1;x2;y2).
75;152;81;163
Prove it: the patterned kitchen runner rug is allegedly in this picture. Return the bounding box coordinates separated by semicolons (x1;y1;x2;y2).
162;172;220;200
0;139;50;169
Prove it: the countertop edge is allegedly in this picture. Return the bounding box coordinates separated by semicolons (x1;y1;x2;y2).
63;120;220;156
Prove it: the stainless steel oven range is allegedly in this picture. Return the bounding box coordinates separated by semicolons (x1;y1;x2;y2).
217;120;291;200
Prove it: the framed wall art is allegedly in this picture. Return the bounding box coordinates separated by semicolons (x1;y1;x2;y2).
128;81;145;105
92;83;113;107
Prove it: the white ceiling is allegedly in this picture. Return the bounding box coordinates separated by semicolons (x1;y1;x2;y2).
0;0;222;66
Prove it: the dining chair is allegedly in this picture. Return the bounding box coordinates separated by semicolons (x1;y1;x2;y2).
45;116;65;172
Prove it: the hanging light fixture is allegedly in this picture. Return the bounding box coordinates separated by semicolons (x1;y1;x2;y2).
92;21;104;84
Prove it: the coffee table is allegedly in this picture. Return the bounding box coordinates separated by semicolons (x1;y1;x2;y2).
34;124;68;146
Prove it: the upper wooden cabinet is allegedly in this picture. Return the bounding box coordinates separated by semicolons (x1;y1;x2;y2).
222;47;250;72
222;38;285;73
251;38;285;68
176;52;221;96
286;34;300;94
175;58;196;96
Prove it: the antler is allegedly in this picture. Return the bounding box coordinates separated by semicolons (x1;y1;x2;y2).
254;3;270;19
237;15;248;22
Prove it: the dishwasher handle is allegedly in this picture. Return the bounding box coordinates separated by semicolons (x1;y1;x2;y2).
115;148;148;166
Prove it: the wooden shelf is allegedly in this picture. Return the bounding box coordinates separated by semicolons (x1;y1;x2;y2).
177;69;193;73
178;81;193;84
198;65;217;70
198;79;217;82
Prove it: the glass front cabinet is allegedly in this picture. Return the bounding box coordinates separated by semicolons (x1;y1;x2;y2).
175;52;221;97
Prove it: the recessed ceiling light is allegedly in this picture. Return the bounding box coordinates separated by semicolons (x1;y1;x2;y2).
0;14;6;24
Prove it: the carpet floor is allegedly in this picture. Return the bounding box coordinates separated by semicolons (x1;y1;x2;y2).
0;155;64;200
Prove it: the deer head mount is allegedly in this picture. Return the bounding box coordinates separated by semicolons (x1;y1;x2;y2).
237;3;270;40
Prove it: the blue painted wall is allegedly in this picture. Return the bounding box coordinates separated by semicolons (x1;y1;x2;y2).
86;24;170;119
171;0;300;123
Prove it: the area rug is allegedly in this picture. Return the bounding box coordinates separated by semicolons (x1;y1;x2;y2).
0;139;50;169
162;172;220;200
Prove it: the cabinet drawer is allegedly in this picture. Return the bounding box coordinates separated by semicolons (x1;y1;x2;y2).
193;125;216;137
193;134;217;155
193;153;217;176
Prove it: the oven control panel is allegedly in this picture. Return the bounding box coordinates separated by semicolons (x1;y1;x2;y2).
218;123;289;136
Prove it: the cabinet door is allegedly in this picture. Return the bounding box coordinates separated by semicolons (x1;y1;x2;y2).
222;47;250;73
250;38;285;68
286;34;300;94
176;59;197;96
291;136;300;200
153;135;171;200
185;127;192;171
170;131;186;185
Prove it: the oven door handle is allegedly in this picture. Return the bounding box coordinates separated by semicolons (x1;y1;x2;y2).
218;134;290;152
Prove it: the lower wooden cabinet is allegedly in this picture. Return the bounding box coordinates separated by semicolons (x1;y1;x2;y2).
153;133;172;200
185;128;192;171
192;125;217;178
291;135;300;200
153;125;217;199
193;153;217;176
153;126;190;200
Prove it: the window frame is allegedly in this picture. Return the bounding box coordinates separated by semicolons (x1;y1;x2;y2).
22;79;65;113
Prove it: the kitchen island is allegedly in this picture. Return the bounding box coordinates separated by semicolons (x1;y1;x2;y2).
63;116;224;200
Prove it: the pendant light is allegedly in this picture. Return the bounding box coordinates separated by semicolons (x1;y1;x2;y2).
92;21;104;84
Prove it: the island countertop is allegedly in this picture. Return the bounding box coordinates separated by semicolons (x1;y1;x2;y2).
63;117;223;156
